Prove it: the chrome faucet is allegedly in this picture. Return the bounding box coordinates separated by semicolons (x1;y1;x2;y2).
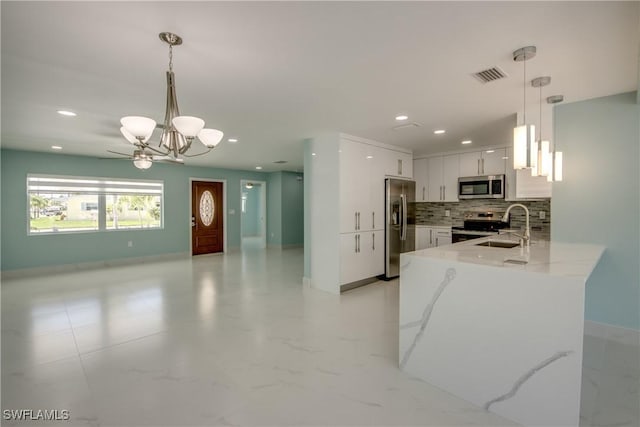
501;203;530;247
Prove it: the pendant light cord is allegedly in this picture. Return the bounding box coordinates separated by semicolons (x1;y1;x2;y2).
523;55;526;125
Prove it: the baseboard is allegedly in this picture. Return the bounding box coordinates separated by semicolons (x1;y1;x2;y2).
340;276;379;293
1;252;190;280
267;244;303;249
584;320;640;347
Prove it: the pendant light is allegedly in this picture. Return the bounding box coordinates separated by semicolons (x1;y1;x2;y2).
531;76;552;177
512;46;537;171
547;95;565;182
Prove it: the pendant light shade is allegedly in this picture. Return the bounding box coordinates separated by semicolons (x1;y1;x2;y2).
120;116;157;141
539;140;552;177
120;126;139;144
513;124;535;170
197;128;224;148
172;116;205;138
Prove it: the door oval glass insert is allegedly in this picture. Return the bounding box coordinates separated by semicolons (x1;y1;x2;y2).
199;190;214;226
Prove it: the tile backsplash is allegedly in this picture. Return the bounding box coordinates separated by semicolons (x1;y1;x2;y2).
413;199;551;239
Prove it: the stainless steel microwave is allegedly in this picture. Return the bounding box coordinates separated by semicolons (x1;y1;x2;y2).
458;175;505;199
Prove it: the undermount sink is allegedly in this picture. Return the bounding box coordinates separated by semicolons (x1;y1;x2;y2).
475;241;521;249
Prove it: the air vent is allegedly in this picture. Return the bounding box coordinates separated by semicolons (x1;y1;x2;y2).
273;160;288;164
392;122;422;131
473;66;508;84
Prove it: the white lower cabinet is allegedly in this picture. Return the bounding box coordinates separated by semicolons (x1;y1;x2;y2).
416;226;452;250
340;230;384;285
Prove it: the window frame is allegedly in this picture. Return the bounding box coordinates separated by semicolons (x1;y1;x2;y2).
26;174;165;236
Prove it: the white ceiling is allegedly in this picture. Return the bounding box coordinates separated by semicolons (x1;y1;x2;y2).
2;1;638;172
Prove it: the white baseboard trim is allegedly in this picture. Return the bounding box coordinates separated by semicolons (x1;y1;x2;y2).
1;252;190;280
302;276;311;288
268;244;303;250
584;320;640;347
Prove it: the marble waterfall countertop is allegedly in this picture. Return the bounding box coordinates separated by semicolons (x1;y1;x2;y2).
399;237;604;426
408;235;604;278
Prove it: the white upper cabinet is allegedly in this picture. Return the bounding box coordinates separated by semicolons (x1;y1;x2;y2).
482;149;507;175
413;158;428;202
339;139;368;233
384;149;413;178
426;154;459;202
459;149;506;177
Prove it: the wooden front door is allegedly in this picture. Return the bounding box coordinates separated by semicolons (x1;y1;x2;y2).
191;181;224;255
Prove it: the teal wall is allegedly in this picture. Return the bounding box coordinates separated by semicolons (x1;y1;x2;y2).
1;149;267;271
280;172;304;246
241;184;261;237
552;92;640;330
266;171;303;247
266;172;282;246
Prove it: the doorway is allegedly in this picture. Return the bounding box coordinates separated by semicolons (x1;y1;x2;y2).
240;180;266;249
191;180;225;255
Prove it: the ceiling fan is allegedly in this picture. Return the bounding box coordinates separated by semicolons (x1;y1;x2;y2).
105;148;184;170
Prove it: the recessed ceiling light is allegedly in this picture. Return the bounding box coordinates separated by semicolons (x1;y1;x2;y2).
255;166;262;170
434;129;446;134
51;145;62;150
395;115;409;121
228;138;238;143
486;150;495;153
366;155;373;159
461;140;472;145
311;153;316;156
57;110;76;117
502;156;509;160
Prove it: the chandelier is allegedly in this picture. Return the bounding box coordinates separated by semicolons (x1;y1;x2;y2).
118;32;223;169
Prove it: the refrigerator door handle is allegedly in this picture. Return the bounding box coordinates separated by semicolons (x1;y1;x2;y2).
400;193;407;241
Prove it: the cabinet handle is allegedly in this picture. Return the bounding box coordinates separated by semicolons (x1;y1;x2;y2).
436;237;439;247
372;233;375;250
372;211;375;229
398;159;402;175
477;159;481;175
355;212;357;230
357;234;360;253
429;229;432;245
443;186;446;201
481;158;485;175
422;186;425;201
358;212;361;230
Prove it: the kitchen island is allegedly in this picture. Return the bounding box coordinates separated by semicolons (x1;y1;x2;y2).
399;236;604;426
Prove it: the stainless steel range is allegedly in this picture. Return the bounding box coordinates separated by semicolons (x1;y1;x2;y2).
451;211;510;243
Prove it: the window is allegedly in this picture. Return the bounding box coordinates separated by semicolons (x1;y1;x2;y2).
27;175;163;234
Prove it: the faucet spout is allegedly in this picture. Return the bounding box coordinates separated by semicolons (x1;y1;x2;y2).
503;203;531;246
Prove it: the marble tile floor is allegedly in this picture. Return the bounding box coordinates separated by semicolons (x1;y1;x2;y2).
1;247;637;426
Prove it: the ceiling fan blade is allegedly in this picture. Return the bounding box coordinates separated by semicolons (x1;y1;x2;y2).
156;158;184;165
106;150;134;158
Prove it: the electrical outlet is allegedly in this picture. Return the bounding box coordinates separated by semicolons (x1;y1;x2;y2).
445;209;450;217
539;211;546;219
128;241;133;247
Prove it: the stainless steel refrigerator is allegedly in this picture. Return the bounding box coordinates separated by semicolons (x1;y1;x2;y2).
385;178;415;279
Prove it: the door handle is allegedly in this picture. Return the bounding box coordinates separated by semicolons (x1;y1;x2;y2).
191;216;195;227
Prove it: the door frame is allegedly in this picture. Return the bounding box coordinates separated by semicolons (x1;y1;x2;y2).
240;179;267;248
189;178;227;254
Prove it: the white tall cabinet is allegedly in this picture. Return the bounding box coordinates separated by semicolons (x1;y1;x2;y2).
305;133;413;294
427;154;459;202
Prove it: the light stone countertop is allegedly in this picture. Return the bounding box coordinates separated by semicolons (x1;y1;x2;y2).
405;235;605;279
